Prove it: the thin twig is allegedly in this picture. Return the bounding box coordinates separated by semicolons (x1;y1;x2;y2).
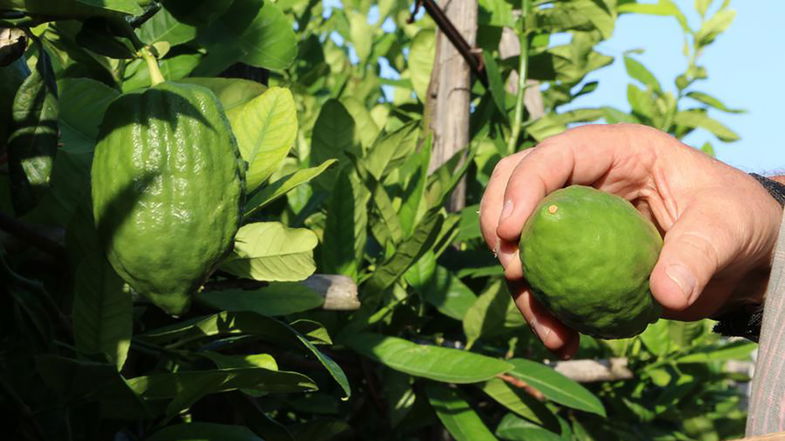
497;373;545;400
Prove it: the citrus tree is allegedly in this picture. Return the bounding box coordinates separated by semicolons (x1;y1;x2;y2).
0;0;753;440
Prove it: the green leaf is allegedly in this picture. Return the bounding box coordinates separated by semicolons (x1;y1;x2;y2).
179;77;267;111
695;0;713;17
75;0;142;14
479;379;557;428
363;209;445;298
147;423;264;441
244;160;336;216
675;340;756;363
310;99;358;189
321;168;369;279
409;29;435;103
138;6;197;46
140;312;351;398
195;0;297;74
363;122;419;181
72;253;131;371
686;91;744;113
228;87;297;191
464;280;515;348
201;352;278;370
7;45;58;214
673;110;739;141
695;9;735;47
220;222;318;282
624;56;661;91
425;382;498;441
34;355;146;418
127;367;317;408
457;204;482;241
639;319;671;356
618;0;690;32
342;332;512;383
37;78;117;224
484;48;508;119
627;83;656;122
289;420;351;441
535;0;615;39
405;254;477;320
508;359;605;416
160;0;234;26
398;138;431;237
347;10;373;62
199;282;324;316
341;97;380;150
495;413;562;441
367;174;404;246
478;0;516;27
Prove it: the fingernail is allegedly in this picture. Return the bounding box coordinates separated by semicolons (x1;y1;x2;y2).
501;200;514;220
666;264;697;302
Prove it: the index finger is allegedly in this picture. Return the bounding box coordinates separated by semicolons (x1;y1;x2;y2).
496;124;625;242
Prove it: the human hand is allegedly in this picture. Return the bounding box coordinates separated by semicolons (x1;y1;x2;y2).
480;124;783;358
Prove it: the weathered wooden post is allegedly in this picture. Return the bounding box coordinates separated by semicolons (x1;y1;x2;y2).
746;218;785;436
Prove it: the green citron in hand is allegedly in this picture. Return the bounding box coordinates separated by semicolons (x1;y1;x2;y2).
520;185;662;339
91;82;245;315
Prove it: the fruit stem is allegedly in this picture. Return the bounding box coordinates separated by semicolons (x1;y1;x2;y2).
139;46;165;86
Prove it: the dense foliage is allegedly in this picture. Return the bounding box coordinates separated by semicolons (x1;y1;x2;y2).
0;0;754;440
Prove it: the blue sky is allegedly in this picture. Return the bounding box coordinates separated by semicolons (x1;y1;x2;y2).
565;1;785;174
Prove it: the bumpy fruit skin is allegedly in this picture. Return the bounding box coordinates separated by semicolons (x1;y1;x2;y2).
520;185;662;339
91;82;245;315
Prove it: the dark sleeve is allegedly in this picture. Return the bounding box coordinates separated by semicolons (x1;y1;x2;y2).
712;173;785;342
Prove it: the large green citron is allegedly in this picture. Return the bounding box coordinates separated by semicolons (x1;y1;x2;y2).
91;81;244;315
520;185;662;339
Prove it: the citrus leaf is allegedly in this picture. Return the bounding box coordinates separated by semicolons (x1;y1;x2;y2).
479;379;557;428
624;56;661;91
425;382;498;441
673;110;739;141
179;77;267;111
310;99;358;189
686;91;744;113
321;168;369;279
363;122;419;181
220;222;317;282
147;423;264;441
72;254;131;371
200;283;324;317
405;254;477;321
7;45;58;213
227;87;297;191
409;29;435;103
139;312;351;398
126;367;317;403
495;413;562;441
244;159;337;216
508;359;605;416
463;280;514;348
342;332;512;383
195;0;296;74
138;6;197;46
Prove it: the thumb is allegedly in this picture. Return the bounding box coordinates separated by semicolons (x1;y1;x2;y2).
649;208;732;311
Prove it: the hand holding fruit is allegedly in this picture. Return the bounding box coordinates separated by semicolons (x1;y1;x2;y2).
479;123;783;358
